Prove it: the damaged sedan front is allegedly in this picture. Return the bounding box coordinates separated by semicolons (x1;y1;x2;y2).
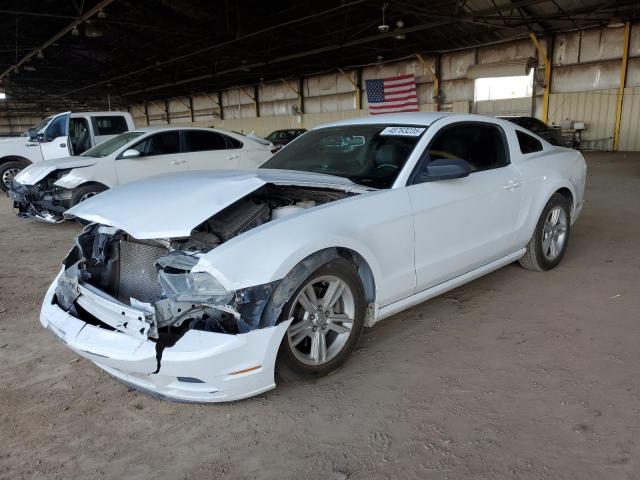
42;170;367;402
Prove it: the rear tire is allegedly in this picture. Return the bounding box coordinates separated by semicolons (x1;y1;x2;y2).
0;161;25;192
519;193;571;271
276;258;365;381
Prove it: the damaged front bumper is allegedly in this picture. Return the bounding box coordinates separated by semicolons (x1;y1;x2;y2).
9;181;68;223
42;268;291;402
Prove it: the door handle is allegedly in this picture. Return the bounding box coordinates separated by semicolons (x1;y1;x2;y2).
171;159;186;165
226;154;240;160
59;143;66;148
502;180;521;190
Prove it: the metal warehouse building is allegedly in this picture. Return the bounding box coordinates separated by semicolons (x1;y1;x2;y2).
1;2;640;479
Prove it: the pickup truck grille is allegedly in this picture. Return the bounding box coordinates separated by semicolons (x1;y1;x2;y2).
118;240;166;303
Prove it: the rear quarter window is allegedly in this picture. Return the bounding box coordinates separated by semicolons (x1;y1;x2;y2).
516;130;543;154
92;116;129;136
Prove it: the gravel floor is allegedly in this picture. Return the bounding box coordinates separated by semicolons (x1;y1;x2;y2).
1;152;639;480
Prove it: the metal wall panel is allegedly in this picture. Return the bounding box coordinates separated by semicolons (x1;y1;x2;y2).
618;86;640;151
552;61;620;92
129;103;146;127
147;101;167;125
475;97;532;115
168;97;191;124
440;50;475;80
554;31;581;65
441;78;474;102
580;27;624;62
478;39;536;64
548;89;618;143
191;93;220;123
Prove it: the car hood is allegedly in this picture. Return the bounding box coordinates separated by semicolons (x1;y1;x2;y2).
65;169;371;239
14;156;98;185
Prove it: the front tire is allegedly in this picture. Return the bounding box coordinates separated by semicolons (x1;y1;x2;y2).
519;193;571;271
276;258;365;380
0;161;25;192
69;184;107;207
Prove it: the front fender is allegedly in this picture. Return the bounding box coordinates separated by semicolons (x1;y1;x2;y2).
54;167;114;190
193;188;416;307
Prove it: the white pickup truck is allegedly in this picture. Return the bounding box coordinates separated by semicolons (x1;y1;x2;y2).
0;111;135;191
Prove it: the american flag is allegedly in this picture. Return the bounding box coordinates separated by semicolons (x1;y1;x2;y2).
365;73;419;115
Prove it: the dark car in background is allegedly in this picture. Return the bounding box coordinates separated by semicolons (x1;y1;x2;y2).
265;128;307;149
498;116;563;146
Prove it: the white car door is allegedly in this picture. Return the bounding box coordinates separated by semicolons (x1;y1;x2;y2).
39;112;72;160
115;130;187;185
182;130;241;171
408;120;524;291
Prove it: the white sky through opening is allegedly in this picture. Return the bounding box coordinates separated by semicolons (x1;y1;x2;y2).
475;69;534;101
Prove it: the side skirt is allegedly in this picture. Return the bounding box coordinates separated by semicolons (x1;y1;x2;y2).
373;248;527;324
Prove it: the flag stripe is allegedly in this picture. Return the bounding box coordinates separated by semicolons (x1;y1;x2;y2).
378;93;417;102
383;74;415;82
383;80;416;89
369;100;419;110
384;88;417;95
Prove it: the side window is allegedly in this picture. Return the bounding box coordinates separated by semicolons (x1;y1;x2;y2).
183;130;227;152
132;131;180;157
224;135;243;149
92;116;128;136
45;115;68;141
516;130;543;154
428;123;508;172
69;118;91;154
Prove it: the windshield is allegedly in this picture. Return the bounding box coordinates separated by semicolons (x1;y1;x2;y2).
23;116;52;136
260;124;426;188
82;131;144;158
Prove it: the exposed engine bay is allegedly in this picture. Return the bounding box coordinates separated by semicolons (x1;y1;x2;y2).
54;184;353;346
11;169;73;222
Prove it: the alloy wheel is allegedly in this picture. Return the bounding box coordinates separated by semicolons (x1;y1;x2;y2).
542;206;567;261
2;167;21;189
286;275;355;366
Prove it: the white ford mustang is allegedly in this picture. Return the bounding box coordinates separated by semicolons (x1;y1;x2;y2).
40;113;587;402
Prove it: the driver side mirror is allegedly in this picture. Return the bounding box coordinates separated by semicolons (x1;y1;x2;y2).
26;128;44;142
121;149;141;159
413;158;472;184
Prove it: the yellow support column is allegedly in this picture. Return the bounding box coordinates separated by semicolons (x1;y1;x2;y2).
530;32;551;124
613;21;631;152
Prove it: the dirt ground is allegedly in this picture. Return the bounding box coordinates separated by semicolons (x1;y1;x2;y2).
1;152;639;480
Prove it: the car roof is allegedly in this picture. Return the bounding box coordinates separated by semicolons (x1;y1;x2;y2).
314;112;531;129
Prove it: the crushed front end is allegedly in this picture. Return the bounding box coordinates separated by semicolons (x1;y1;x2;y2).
42;223;290;402
10;170;72;223
41;183;353;402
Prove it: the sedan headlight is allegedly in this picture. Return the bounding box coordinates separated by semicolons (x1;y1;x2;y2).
158;271;233;304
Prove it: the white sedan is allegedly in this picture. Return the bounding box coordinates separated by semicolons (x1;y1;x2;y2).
39;113;586;402
9;126;273;222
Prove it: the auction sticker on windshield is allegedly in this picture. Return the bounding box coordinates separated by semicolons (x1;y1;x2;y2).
380;126;425;136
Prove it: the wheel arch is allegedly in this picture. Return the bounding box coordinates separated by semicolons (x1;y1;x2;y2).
522;182;577;245
257;246;377;329
0;155;31;166
73;181;110;192
555;187;574;211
